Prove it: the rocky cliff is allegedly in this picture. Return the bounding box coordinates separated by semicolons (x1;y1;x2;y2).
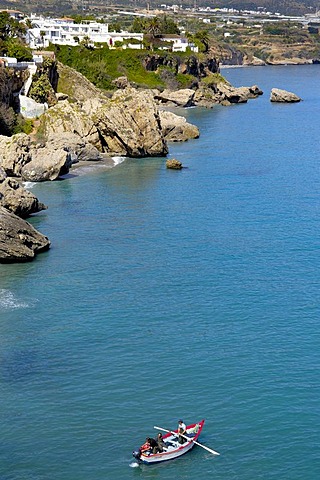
0;60;264;262
0;68;27;107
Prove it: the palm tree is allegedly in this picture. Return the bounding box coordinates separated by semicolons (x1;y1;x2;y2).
147;17;161;39
25;18;33;29
195;30;210;53
40;30;46;47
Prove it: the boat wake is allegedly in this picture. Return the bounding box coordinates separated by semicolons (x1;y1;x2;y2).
129;461;140;468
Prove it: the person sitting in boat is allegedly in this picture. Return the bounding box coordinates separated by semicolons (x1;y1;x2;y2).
156;433;166;453
140;438;152;455
178;419;187;444
148;437;159;454
140;437;158;455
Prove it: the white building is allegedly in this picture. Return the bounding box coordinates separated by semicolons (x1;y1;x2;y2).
159;35;199;53
26;16;144;49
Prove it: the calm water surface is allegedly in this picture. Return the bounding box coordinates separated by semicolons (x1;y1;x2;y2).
0;66;319;480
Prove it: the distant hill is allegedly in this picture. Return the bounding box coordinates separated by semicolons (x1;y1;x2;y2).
0;0;319;16
212;0;319;15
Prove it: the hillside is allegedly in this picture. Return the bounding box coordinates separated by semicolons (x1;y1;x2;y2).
0;0;319;16
213;0;319;15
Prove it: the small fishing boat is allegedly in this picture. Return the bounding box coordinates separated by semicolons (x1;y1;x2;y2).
132;419;207;464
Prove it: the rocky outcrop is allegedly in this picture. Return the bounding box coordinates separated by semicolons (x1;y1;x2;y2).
213;84;249;105
0;68;28;107
270;88;301;103
0;133;32;177
0;167;46;217
45;132;102;162
93;87;168;157
57;62;108;104
0;206;50;263
21;145;73;182
0;131;91;182
38;100;101;149
143;54;219;77
166;159;183;169
160;111;199;142
193;83;263;107
155;89;195;107
193;86;220;107
38;88;171;158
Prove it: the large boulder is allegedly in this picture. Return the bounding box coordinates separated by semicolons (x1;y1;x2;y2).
193;83;262;107
236;85;263;99
155;89;195;107
0;133;32;177
214;84;248;105
270;88;301;103
93;87;168;157
0;167;47;217
166;159;183;169
159;111;199;142
45;132;102;162
21;145;73;182
0;206;50;263
38;100;101;149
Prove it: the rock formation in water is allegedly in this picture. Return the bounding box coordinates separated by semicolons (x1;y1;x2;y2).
92;87;168;157
270;88;301;102
0;206;50;262
166;159;183;169
0;60;266;262
159;111;199;142
0;167;46;217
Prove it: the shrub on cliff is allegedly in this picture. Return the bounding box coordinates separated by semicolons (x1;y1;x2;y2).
53;44;165;90
0;104;15;135
0;105;33;136
28;74;56;104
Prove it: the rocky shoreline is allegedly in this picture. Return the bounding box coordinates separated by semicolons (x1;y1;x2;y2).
0;65;301;263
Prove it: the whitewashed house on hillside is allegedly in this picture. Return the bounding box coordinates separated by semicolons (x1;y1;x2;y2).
159;35;198;53
26;16;144;49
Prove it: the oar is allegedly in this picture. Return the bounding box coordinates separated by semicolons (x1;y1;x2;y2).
154;425;220;456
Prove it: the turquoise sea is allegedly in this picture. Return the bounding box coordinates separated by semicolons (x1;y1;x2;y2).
1;65;319;480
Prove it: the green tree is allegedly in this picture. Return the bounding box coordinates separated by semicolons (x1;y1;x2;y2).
0;12;26;41
109;22;121;33
131;18;147;34
194;30;210;53
6;39;33;61
24;18;33;29
40;30;46;47
146;17;161;38
160;15;180;35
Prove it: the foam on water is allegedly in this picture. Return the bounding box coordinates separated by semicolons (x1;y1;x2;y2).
22;181;37;190
112;156;126;166
129;462;140;468
0;289;30;309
